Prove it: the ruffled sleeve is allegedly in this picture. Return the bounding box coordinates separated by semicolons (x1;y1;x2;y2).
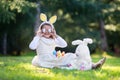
55;35;67;48
29;36;40;50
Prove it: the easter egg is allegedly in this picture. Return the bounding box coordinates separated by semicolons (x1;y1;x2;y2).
61;51;65;56
53;50;57;56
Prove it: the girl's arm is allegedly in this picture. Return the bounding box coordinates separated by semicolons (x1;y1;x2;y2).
55;35;67;48
29;36;40;50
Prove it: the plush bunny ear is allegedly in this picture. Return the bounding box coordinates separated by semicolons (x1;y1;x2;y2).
83;38;93;44
40;13;47;21
49;15;57;24
72;40;83;45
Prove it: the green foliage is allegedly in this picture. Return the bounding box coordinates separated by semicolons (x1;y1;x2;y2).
40;0;120;52
0;0;37;23
0;0;37;55
0;55;120;80
0;0;120;55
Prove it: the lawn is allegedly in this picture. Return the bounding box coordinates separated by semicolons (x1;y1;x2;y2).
0;53;120;80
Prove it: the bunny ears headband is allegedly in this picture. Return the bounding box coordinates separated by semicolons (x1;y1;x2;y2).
72;38;93;45
39;13;57;29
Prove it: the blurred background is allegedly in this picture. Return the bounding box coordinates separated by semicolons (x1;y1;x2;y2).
0;0;120;57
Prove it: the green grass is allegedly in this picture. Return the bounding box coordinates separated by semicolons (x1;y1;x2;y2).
0;54;120;80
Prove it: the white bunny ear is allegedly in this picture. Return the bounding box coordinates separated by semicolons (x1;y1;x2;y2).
72;40;83;45
49;15;57;24
83;38;93;44
40;13;47;21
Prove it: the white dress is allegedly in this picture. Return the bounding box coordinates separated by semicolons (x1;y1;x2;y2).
29;35;76;68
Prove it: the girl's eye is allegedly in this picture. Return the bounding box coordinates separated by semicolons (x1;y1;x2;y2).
42;29;46;33
48;29;52;33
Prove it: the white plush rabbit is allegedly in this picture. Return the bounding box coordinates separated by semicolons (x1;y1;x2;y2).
70;38;93;70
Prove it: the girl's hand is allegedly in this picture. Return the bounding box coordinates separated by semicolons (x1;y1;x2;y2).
53;29;56;35
50;29;57;39
36;30;44;37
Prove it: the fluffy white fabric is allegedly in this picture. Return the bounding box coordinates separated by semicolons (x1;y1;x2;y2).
29;35;76;68
70;38;93;70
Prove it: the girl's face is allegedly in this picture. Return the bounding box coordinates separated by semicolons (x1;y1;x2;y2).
41;25;52;38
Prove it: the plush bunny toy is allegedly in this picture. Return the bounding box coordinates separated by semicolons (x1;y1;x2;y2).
70;38;93;70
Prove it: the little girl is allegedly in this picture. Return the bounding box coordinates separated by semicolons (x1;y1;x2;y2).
29;13;106;70
29;14;76;68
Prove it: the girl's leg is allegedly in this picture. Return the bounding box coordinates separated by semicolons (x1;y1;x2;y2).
92;57;106;69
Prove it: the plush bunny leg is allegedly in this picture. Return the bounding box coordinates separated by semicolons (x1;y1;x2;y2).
92;57;106;69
